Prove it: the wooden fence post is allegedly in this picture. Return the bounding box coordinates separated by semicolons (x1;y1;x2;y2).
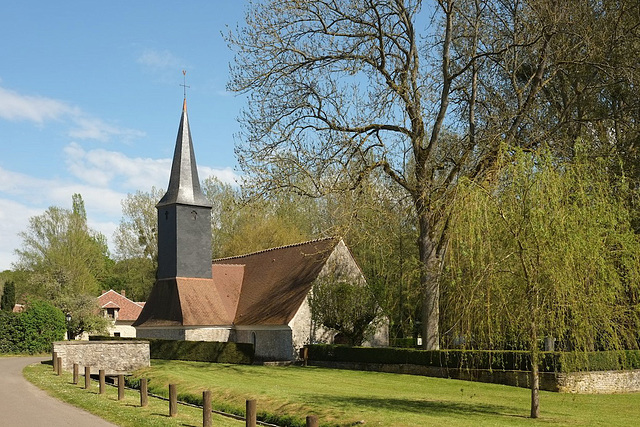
52;351;57;373
169;384;177;417
203;390;212;427
306;415;319;427
72;363;79;384
84;366;91;389
56;357;62;376
99;370;105;394
118;375;125;400
246;399;257;427
140;378;148;407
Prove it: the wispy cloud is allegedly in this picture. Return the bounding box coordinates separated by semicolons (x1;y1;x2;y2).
64;142;240;191
68;117;146;142
0;86;76;123
0;85;144;142
137;49;183;70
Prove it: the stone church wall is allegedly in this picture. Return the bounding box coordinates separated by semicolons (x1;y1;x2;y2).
235;326;293;361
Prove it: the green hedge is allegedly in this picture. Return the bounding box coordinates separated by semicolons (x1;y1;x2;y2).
89;336;254;364
0;300;66;354
305;345;640;373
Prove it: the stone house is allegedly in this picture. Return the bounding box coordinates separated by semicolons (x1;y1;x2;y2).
132;98;387;360
98;289;145;338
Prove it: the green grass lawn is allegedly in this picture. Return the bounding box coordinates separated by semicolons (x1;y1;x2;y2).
132;360;640;427
25;359;640;426
23;362;243;427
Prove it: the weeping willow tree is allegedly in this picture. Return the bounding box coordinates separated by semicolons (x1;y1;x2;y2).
441;146;640;417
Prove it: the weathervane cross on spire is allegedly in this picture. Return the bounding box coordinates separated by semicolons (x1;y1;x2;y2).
180;70;190;99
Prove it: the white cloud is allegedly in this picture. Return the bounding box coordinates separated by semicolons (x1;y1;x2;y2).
137;49;182;70
0;86;76;123
64;142;170;190
64;142;240;190
0;198;42;270
68;116;146;142
0;85;144;142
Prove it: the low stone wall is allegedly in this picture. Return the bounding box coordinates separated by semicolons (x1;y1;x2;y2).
557;370;640;393
52;340;150;376
309;361;640;393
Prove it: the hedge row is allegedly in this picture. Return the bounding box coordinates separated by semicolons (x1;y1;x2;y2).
305;345;640;373
89;336;254;364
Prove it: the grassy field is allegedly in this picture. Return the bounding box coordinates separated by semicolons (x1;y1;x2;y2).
131;360;640;426
23;362;243;427
25;359;640;426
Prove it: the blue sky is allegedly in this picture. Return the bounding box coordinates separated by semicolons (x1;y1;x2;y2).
0;1;249;270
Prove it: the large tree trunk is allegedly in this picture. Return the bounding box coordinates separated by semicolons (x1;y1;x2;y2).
418;206;442;350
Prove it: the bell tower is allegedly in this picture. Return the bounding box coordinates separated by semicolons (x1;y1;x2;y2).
156;98;212;279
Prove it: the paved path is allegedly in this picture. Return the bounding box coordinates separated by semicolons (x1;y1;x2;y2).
0;357;118;427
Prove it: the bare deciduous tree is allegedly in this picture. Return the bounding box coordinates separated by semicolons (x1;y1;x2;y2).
228;0;565;351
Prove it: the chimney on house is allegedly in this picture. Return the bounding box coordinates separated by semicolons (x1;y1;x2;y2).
121;289;126;298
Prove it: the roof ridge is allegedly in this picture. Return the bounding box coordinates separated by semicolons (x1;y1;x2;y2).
212;236;338;262
100;289;145;307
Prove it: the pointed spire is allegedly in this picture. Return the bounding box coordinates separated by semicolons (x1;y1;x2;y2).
157;99;211;208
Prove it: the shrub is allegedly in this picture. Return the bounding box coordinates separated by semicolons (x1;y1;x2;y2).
0;299;65;354
90;336;254;364
18;300;66;353
305;345;640;373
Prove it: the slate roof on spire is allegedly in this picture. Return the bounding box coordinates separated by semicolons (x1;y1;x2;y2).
157;99;211;208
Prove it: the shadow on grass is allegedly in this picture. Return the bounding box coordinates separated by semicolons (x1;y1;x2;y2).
310;394;525;419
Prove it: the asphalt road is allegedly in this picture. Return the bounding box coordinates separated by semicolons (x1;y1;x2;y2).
0;356;118;427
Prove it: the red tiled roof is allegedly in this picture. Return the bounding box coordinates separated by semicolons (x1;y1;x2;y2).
97;289;144;321
133;277;234;327
212;237;339;325
101;301;120;309
134;237;341;328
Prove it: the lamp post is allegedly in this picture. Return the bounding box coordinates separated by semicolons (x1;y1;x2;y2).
65;313;72;340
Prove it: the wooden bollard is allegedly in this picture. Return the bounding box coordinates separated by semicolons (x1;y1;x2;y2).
140;378;148;407
56;357;62;376
52;351;57;373
99;370;105;394
246;399;257;427
118;375;125;400
302;347;309;367
306;415;319;427
84;366;91;389
72;363;79;384
203;390;212;427
169;384;177;417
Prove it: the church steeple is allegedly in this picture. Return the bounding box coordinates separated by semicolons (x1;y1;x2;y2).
156;98;213;280
157;99;211;208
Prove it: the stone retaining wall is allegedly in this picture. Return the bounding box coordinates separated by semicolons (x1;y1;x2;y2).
52;340;150;376
557;370;640;393
310;360;640;393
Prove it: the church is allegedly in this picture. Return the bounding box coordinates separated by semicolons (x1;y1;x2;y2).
133;99;387;360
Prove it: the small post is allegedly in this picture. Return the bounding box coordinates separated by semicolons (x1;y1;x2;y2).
203;390;212;427
99;370;105;394
52;352;58;373
118;375;125;400
140;378;148;407
56;357;62;376
72;363;79;384
302;347;309;367
84;366;91;389
246;399;257;427
306;415;319;427
169;384;177;417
